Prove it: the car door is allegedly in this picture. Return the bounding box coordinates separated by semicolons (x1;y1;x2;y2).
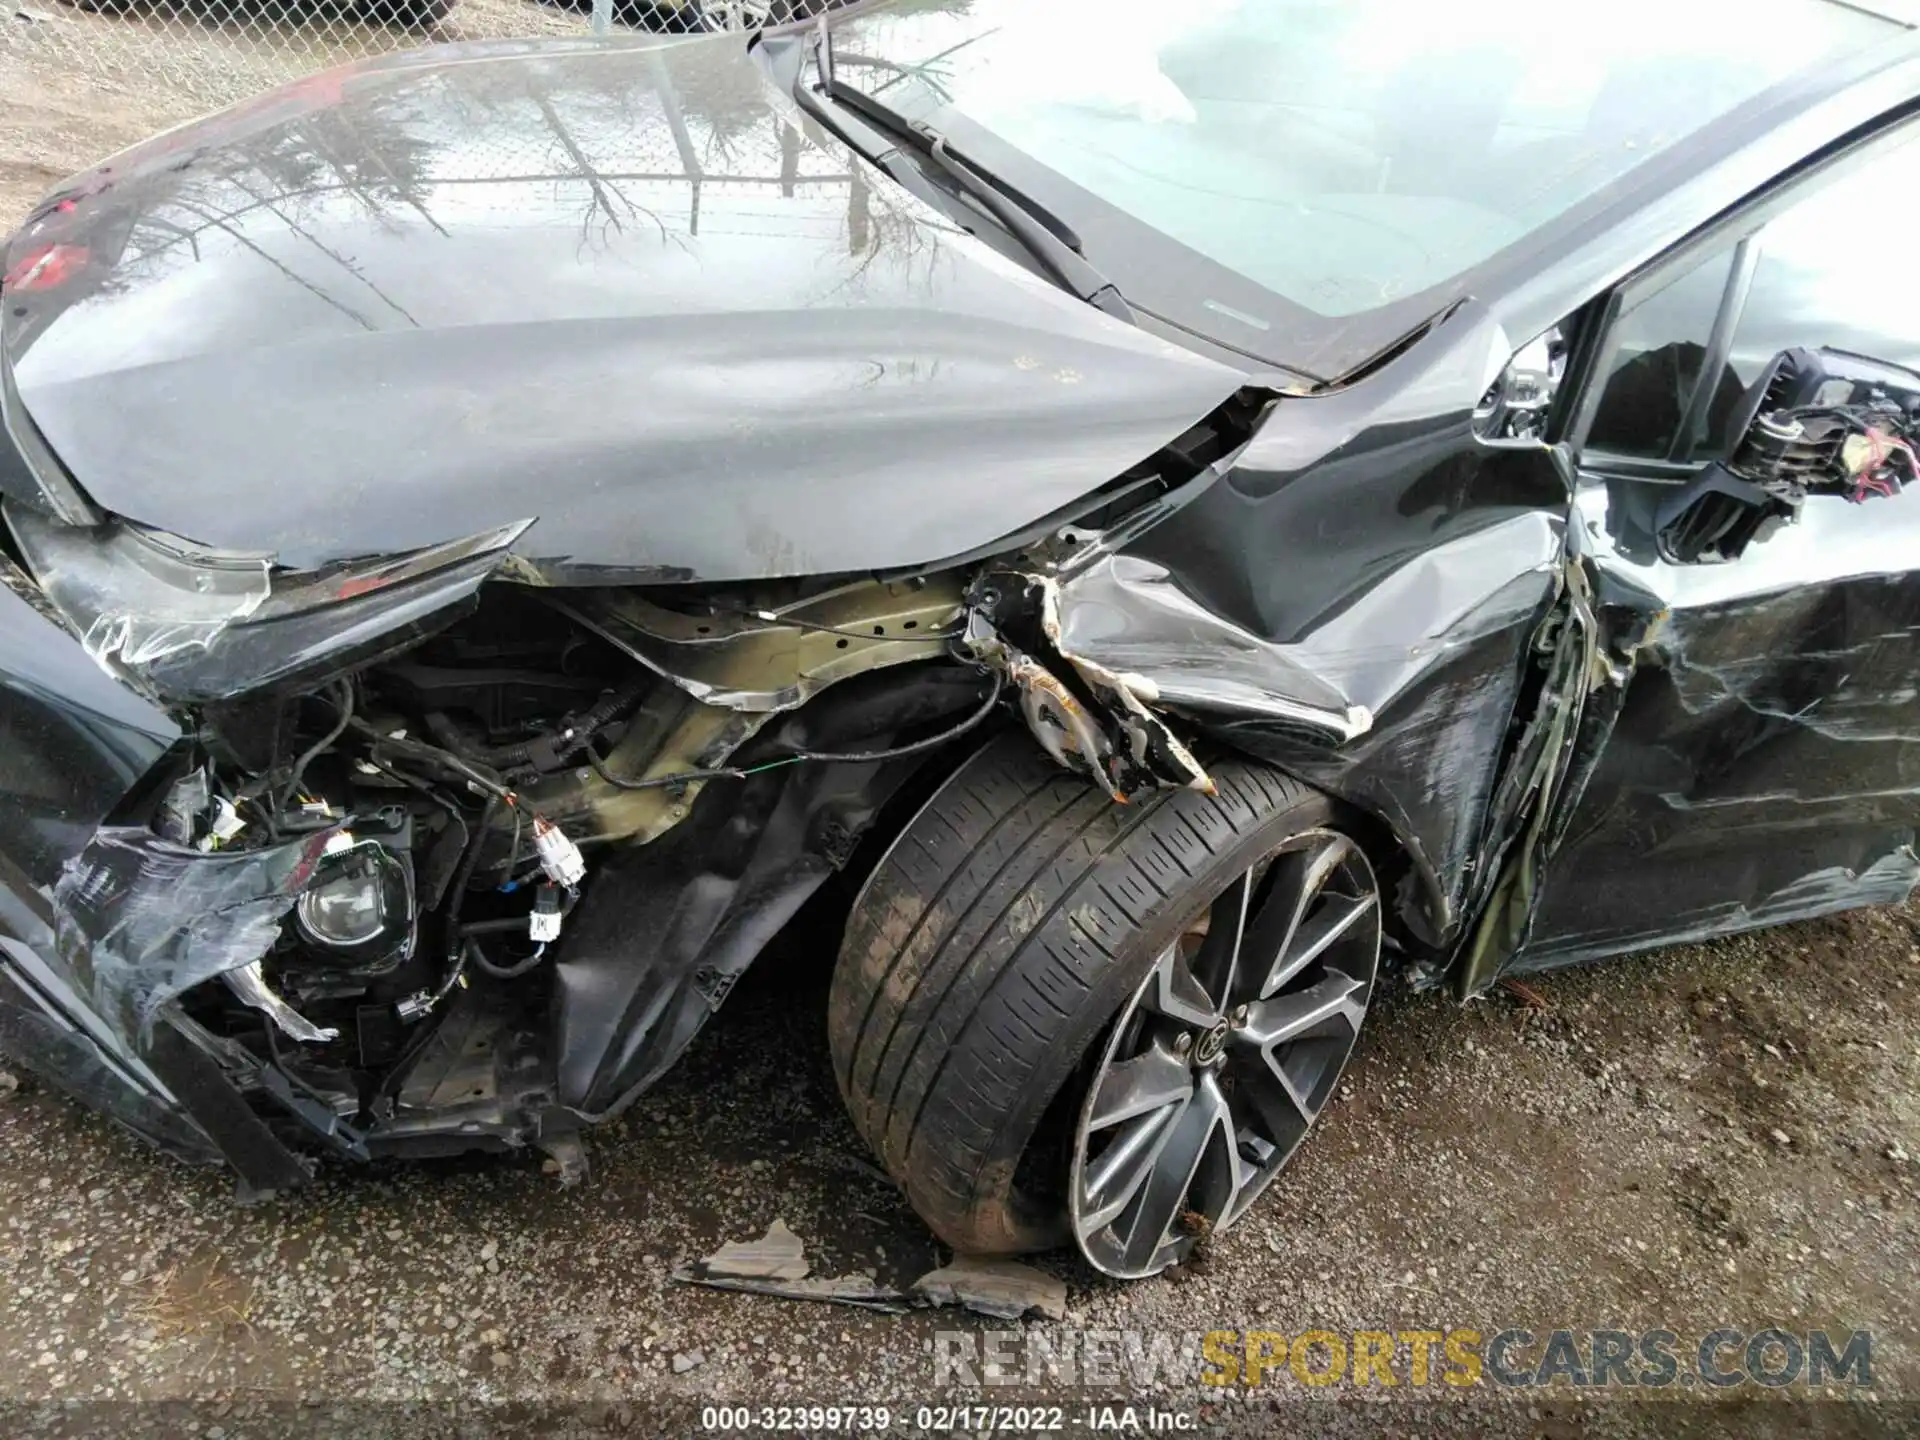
1511;117;1920;971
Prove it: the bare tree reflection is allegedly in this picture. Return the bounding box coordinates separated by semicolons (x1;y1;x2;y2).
51;18;996;334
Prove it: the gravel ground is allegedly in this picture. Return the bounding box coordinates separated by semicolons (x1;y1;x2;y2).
2;24;1919;1437
0;899;1914;1437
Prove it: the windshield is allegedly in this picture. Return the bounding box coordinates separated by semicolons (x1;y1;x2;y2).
829;0;1896;373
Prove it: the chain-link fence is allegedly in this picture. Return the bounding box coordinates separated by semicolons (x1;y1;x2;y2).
1;0;847;137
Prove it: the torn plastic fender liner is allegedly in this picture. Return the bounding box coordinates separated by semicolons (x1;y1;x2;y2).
52;825;340;1046
553;666;996;1118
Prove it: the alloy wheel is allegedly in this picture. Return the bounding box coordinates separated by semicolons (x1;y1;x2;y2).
1068;830;1380;1277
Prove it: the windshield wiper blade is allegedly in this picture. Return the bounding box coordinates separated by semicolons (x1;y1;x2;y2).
824;76;1083;249
804;55;1132;323
925;133;1133;321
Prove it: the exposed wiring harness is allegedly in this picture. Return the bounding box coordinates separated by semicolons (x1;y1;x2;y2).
465;937;549;981
422;676;651;776
587;751;804;792
349;717;520;801
277;679;356;817
784;666;1005;763
1843;423;1919;503
584;667;1005;790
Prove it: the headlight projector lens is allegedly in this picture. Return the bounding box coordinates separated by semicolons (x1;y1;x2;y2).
294;841;415;972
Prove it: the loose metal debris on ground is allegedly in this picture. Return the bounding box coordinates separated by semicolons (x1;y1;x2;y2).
676;1220;1066;1322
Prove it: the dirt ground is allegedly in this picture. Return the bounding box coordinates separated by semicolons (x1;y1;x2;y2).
2;22;1919;1439
0;893;1914;1436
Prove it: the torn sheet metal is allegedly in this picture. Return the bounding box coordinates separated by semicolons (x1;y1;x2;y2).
966;581;1214;803
1035;577;1214;795
1038;512;1564;941
1508;476;1920;971
1449;552;1604;995
52;826;338;1045
1052;517;1562;741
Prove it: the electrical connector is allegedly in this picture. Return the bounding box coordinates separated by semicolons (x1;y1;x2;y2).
531;815;586;887
195;797;247;852
529;884;565;943
394;991;434;1024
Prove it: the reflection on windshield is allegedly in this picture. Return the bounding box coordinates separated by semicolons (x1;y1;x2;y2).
836;0;1892;329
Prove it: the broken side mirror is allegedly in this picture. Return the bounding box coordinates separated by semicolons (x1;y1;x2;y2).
1653;346;1920;564
1473;327;1565;446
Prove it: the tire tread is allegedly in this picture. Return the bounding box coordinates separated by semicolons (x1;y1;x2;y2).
828;733;1319;1252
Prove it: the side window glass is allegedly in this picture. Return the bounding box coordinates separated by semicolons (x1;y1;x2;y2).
1692;127;1920;458
1586;249;1734;459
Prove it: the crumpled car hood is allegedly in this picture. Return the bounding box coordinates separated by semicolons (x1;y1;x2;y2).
0;36;1245;582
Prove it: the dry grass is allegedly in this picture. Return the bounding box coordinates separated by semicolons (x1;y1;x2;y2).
129;1253;257;1340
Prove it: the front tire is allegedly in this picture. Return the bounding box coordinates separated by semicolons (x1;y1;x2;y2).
828;734;1380;1275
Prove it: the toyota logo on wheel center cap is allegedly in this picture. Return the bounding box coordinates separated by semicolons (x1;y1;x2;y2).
1194;1020;1230;1066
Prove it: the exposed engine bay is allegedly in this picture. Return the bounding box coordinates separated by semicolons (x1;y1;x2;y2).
79;576;1011;1165
36;375;1277;1177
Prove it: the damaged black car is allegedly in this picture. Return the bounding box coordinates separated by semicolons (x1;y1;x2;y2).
3;0;1919;1280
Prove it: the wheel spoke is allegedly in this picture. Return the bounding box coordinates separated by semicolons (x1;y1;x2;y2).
1188;871;1253;1011
1235;1049;1318;1139
1139;943;1217;1030
1266;892;1376;998
1232;838;1334;1001
1238;972;1367;1049
1080;1104;1179;1234
1116;1073;1235;1272
1245;838;1367;1000
1086;1042;1194;1132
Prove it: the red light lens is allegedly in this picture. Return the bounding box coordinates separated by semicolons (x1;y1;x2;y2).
3;243;89;293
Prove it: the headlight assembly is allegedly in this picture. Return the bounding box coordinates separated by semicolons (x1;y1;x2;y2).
6;507;531;702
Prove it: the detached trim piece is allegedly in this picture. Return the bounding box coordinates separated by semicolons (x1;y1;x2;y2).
142;1016;310;1193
